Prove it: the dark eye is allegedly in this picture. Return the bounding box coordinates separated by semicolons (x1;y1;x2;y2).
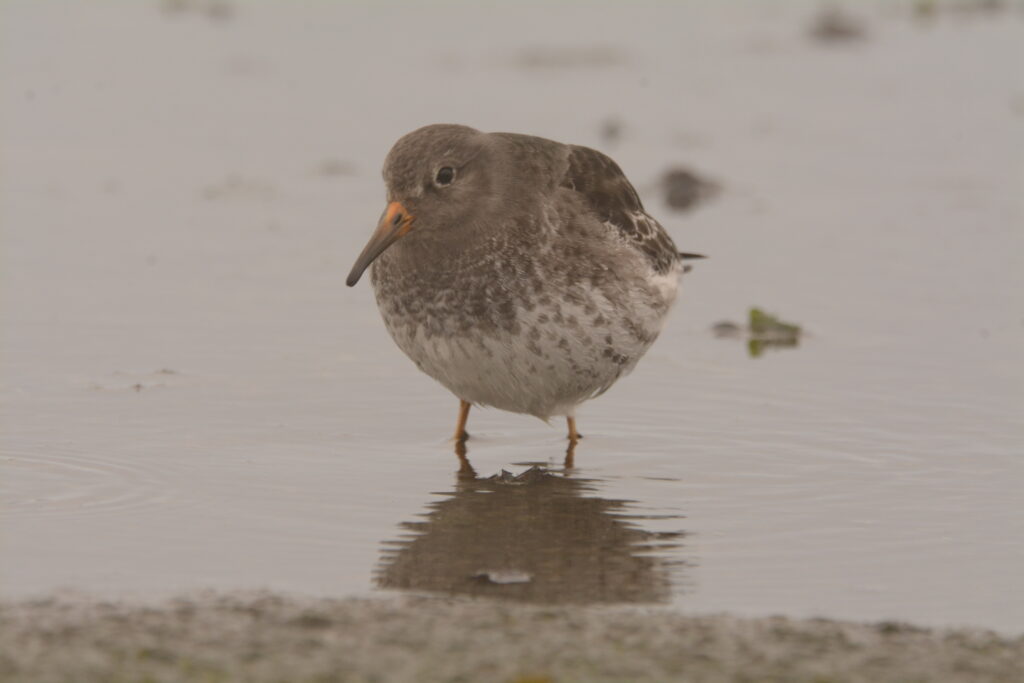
435;166;455;186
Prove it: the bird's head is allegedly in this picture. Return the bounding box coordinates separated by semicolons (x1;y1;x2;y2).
346;124;492;287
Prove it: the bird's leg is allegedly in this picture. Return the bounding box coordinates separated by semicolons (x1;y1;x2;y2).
454;400;471;442
564;439;576;470
566;416;582;443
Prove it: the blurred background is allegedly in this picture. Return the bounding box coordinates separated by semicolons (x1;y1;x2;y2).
2;1;1022;633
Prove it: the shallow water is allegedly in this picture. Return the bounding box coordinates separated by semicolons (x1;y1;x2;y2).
2;2;1022;632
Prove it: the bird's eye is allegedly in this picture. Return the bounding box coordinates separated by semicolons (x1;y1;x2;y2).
435;166;455;186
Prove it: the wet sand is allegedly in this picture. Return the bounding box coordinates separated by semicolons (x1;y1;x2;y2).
3;593;1022;683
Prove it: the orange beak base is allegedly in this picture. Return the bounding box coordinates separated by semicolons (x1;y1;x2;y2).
346;202;414;287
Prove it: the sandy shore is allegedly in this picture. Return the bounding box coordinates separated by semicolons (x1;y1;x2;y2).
2;593;1021;682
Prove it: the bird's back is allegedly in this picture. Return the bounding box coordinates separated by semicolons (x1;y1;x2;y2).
487;132;682;276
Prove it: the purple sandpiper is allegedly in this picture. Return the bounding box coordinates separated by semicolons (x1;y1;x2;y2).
347;124;702;443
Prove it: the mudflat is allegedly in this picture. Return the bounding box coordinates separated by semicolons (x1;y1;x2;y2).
3;593;1022;683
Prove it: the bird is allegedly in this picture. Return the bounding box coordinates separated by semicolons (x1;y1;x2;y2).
346;124;702;444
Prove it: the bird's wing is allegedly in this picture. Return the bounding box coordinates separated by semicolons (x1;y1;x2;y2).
559;145;681;274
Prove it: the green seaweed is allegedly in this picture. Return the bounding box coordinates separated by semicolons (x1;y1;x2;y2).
745;308;802;357
749;308;801;338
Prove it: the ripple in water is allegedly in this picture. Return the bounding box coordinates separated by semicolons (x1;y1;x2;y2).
1;449;183;518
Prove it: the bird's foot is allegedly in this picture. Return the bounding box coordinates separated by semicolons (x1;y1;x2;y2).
453;400;472;444
566;416;582;443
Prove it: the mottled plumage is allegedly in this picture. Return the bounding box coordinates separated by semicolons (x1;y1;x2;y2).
347;124;699;437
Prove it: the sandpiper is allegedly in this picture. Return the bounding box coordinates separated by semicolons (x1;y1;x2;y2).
347;124;701;443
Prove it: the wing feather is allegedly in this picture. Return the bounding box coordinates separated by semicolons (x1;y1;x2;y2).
559;145;681;274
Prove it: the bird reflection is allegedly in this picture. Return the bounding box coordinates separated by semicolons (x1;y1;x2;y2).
375;441;685;605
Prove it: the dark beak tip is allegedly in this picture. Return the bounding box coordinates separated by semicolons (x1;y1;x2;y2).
347;201;410;290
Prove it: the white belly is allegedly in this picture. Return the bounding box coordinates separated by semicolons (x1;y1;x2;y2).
377;265;681;419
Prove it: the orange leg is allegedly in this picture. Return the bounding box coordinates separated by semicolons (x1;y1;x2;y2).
454;400;471;442
566;416;582;443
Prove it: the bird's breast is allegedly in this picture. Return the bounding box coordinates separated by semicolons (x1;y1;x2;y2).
367;244;679;417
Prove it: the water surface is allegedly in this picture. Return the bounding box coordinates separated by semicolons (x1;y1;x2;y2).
2;1;1022;633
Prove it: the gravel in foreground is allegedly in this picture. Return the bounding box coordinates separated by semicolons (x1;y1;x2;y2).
1;593;1021;683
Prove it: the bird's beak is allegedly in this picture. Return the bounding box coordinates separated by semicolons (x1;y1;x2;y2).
346;201;414;287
